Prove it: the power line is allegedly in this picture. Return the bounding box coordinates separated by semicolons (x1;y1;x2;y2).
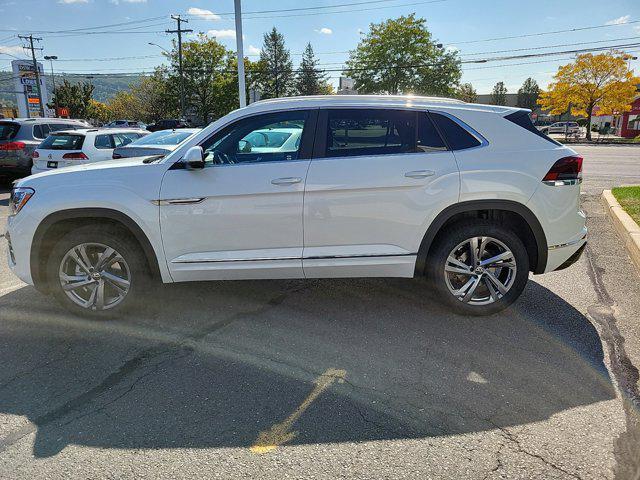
446;20;640;46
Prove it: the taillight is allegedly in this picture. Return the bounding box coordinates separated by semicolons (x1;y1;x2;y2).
0;141;26;151
542;156;583;185
32;150;39;158
62;152;88;160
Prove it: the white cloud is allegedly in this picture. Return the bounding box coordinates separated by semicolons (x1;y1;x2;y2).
606;15;630;25
206;29;236;39
110;0;147;3
246;44;260;55
187;7;220;21
0;45;24;56
58;0;88;4
316;27;332;35
445;45;459;53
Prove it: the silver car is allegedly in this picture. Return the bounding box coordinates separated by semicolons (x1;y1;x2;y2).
0;118;90;178
111;128;200;159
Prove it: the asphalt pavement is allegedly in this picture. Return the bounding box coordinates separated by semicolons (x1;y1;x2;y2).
0;144;639;479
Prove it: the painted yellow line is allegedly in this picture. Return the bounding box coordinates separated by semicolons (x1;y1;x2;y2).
250;368;346;454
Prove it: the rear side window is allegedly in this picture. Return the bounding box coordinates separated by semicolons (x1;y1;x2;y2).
33;124;51;140
430;113;482;150
504;111;561;146
40;134;85;150
94;134;112;149
417;113;447;152
0;122;19;140
326;109;417;158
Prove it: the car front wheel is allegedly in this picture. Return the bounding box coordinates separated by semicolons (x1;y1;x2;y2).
46;225;147;318
427;221;530;316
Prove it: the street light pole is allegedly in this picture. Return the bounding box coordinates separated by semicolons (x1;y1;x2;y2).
44;55;58;116
234;0;246;108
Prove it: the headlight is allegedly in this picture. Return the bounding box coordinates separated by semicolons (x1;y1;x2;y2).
8;187;34;216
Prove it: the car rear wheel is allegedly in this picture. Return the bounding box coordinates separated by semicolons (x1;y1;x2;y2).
46;225;147;318
427;221;530;316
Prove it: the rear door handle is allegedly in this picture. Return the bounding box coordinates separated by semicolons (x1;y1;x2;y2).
271;177;302;185
405;170;436;179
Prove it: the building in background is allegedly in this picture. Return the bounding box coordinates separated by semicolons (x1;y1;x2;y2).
11;60;49;118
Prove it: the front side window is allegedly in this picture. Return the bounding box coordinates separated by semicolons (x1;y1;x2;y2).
200;111;308;165
325;109;417;158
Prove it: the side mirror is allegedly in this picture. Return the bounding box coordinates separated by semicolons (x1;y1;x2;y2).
182;146;205;170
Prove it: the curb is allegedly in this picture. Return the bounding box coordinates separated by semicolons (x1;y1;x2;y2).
601;190;640;274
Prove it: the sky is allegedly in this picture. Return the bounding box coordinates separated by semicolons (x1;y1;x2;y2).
0;0;639;94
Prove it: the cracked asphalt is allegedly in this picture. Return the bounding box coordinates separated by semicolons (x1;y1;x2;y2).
0;144;639;479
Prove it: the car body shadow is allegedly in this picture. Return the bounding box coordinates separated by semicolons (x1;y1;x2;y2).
0;278;614;457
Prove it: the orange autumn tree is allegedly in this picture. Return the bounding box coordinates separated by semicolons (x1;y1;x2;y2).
538;52;640;140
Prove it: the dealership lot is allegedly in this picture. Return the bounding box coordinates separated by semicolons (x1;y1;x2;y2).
0;145;639;479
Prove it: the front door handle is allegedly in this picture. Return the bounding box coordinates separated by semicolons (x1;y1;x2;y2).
271;177;302;185
405;170;435;179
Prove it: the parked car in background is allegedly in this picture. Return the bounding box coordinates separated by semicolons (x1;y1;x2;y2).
0;118;91;178
540;122;580;135
146;119;191;132
104;120;147;129
7;95;586;317
31;128;147;174
112;128;200;159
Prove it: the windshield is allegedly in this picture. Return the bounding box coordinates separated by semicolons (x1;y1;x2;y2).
0;122;19;141
39;133;85;150
130;130;195;146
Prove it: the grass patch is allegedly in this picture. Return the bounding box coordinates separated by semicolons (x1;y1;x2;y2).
613;186;640;226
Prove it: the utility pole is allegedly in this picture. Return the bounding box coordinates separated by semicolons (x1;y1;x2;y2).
18;34;45;117
44;55;58;115
166;15;192;119
234;0;246;108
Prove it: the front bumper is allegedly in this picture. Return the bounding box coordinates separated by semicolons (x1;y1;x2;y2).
5;214;35;285
553;242;586;272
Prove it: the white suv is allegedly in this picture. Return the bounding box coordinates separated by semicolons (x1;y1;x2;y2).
31;128;147;174
6;95;586;317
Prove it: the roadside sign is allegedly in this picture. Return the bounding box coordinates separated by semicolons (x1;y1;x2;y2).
27;97;40;104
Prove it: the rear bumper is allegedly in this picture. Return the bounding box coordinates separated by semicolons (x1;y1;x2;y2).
0;153;32;176
553;242;586;272
544;226;587;273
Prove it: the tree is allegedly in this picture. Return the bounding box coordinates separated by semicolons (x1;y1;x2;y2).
51;79;94;118
294;43;330;96
107;90;141;121
86;99;110;123
456;83;477;103
255;27;294;98
538;52;640;140
344;14;461;96
517;78;540;111
491;82;507;106
168;34;235;124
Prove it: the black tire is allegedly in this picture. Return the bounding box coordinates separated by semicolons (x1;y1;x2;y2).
426;220;530;316
46;224;149;319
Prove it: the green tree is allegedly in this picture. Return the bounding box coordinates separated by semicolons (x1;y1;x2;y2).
255;27;294;98
167;34;235;124
51;79;94;118
517;77;540;111
456;83;477;103
491;81;508;105
344;14;461;95
294;43;329;96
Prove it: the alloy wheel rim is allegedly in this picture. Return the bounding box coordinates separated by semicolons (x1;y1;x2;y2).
443;236;517;306
58;242;131;311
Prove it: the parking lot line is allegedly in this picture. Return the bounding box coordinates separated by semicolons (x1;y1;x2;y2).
250;368;347;454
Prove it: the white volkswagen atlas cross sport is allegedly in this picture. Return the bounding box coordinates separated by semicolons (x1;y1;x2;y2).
6;95;587;317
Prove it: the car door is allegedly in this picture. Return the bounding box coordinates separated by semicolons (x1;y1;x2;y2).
302;108;460;278
159;109;317;281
